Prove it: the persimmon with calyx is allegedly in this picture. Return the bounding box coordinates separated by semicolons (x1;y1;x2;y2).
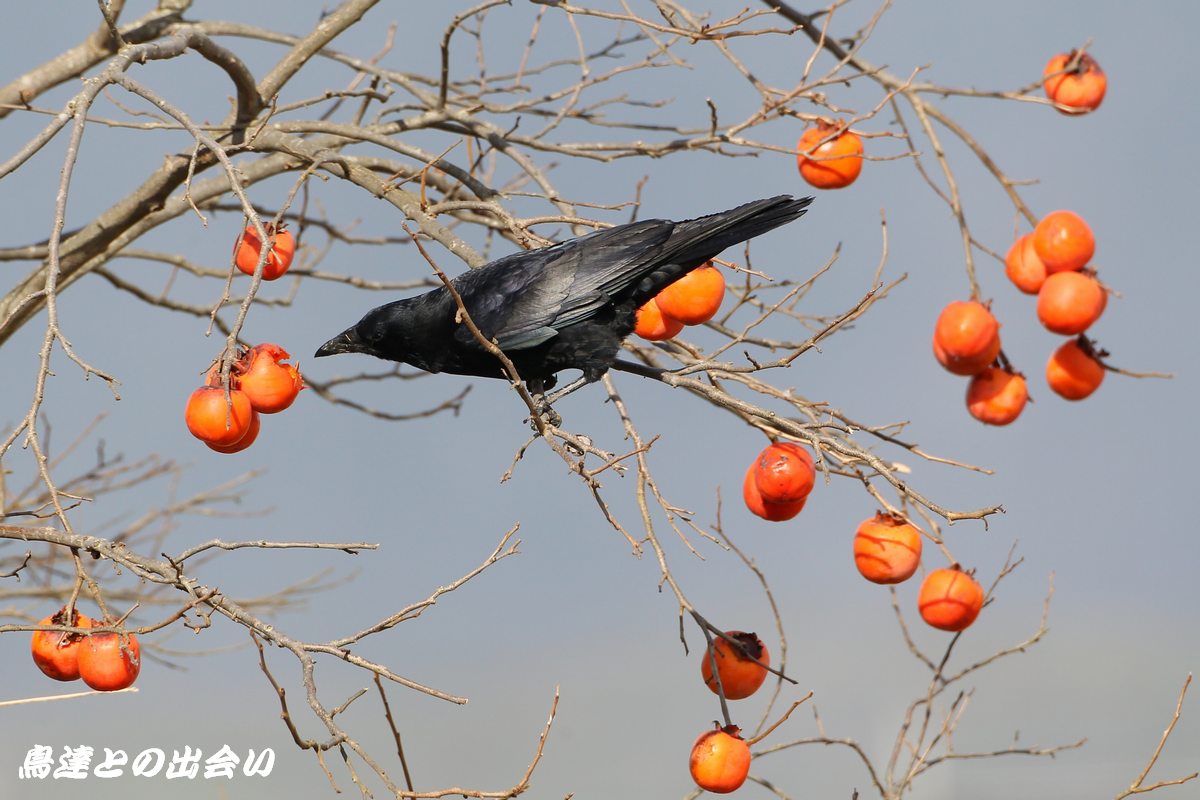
743;463;806;521
1044;51;1107;114
239;343;303;414
185;386;256;447
655;262;725;325
701;631;769;700
1047;338;1106;400
234;222;296;280
918;566;985;632
1004;234;1047;295
689;724;751;794
966;367;1028;426
31;607;93;682
797;121;864;189
77;629;141;691
753;442;815;504
1033;210;1094;274
853;512;923;585
1037;270;1107;335
634;298;684;341
932;300;1001;376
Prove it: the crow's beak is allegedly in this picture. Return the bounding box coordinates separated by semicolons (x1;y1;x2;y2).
314;327;362;358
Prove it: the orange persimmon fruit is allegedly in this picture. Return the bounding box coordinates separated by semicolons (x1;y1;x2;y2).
239;343;303;414
753;442;815;504
654;262;726;326
918;566;985;632
932;300;1001;376
234;222;296;280
1037;270;1107;335
1004;234;1048;295
966;367;1028;426
853;512;923;585
1033;210;1095;274
31;607;94;682
743;463;806;522
77;630;141;691
1044;51;1107;114
184;386;256;447
701;631;770;700
797;121;864;189
634;299;684;341
689;724;751;794
1046;338;1105;400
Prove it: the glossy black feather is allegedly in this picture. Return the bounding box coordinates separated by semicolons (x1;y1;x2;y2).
315;196;812;386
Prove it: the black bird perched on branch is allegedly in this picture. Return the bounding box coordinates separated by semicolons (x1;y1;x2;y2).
314;195;812;402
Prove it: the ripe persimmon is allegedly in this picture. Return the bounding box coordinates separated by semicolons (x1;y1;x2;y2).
743;463;806;521
1033;210;1094;274
206;411;261;453
932;300;1001;376
918;566;985;632
1044;51;1107;114
701;631;769;700
185;386;256;447
1004;234;1047;295
753;442;815;504
689;724;751;794
235;223;296;280
1046;338;1105;400
797;121;864;189
240;343;303;414
655;262;725;325
1037;271;1107;335
853;512;923;585
634;298;684;341
966;367;1028;426
77;630;141;691
31;607;93;682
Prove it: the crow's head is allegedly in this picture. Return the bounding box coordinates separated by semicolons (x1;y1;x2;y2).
315;299;435;370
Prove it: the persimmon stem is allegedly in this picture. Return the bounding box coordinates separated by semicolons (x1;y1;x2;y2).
746;693;812;746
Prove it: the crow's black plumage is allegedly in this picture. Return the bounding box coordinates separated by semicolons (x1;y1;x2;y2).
314;196;812;393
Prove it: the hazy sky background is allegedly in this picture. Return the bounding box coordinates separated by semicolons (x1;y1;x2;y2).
2;2;1197;799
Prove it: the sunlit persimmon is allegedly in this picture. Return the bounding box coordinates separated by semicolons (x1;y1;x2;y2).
966;367;1028;426
234;223;296;280
206;410;261;453
634;298;684;341
1037;271;1107;335
185;386;256;447
655;262;725;325
797;122;864;189
753;442;815;504
689;724;751;794
853;512;923;585
1004;234;1047;295
1046;338;1105;400
1033;210;1094;274
31;607;93;682
932;300;1001;376
743;463;806;522
1044;51;1107;114
240;343;303;414
918;566;985;632
77;630;141;691
701;631;770;700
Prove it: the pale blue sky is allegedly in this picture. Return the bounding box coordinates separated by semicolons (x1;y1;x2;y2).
2;3;1197;798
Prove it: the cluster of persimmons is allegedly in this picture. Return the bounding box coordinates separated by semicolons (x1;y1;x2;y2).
184;224;304;454
932;51;1109;427
31;606;140;692
688;50;1105;794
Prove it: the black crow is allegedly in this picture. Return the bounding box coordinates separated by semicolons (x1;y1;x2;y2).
314;195;812;397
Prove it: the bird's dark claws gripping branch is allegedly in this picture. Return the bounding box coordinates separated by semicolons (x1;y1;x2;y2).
315;196;813;418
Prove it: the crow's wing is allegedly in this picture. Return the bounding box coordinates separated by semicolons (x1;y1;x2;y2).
451;220;675;351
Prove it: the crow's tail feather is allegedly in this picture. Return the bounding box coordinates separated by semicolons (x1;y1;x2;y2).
631;195;812;303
